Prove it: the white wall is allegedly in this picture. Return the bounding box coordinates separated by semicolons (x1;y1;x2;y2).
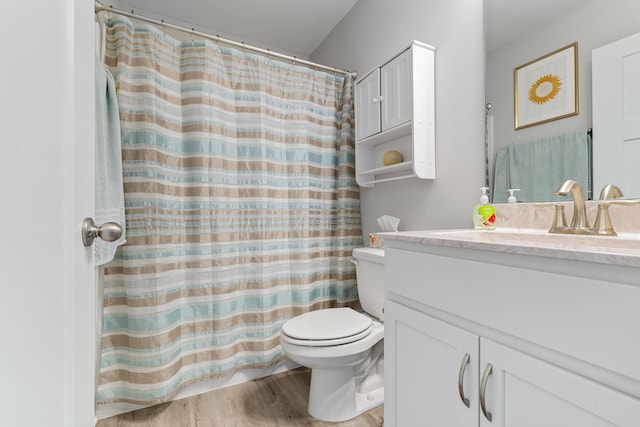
312;0;486;239
0;0;96;426
487;0;640;167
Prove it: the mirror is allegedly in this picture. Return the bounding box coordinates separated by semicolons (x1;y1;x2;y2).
486;0;640;202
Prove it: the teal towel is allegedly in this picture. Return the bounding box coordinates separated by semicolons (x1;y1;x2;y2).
493;131;590;203
95;56;126;265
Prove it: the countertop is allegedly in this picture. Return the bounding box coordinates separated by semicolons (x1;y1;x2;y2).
379;228;640;268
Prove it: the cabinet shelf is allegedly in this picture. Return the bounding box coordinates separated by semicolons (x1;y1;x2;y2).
356;161;414;185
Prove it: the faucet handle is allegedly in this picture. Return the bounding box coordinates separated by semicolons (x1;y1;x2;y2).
592;204;616;236
591;199;640;236
548;203;568;234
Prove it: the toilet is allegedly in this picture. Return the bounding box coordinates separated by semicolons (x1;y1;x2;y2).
279;247;385;422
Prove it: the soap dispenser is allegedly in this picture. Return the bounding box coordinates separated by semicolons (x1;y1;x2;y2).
507;188;520;203
473;187;496;230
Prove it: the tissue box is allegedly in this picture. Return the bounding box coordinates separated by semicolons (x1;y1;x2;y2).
369;233;384;249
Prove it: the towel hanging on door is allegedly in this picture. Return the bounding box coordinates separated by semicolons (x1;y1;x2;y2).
95;55;126;265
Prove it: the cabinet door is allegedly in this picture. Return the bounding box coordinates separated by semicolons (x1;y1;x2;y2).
355;69;381;140
480;338;640;427
385;301;479;427
380;48;412;131
592;31;640;198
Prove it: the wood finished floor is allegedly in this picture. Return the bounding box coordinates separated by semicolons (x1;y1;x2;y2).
96;368;384;427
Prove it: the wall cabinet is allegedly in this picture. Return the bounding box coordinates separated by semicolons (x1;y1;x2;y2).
354;41;435;186
384;243;640;426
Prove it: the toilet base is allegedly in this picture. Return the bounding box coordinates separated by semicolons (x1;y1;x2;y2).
307;365;384;422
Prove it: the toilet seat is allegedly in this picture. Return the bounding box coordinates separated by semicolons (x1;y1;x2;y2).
281;308;373;347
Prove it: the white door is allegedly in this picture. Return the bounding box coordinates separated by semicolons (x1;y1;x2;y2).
592;31;640;198
0;0;96;426
480;339;640;427
385;301;479;427
381;48;413;131
356;69;381;140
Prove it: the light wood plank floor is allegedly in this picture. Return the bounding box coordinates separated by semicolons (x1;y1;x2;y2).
96;368;384;427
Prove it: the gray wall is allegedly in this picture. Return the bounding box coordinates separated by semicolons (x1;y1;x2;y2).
487;0;640;182
312;0;486;240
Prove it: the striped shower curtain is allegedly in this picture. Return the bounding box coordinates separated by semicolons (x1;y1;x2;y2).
97;16;362;405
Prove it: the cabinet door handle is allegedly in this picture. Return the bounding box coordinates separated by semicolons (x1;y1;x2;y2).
480;363;493;422
457;352;471;408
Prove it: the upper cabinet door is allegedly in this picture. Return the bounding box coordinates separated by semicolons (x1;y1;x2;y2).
355;69;381;140
380;48;413;131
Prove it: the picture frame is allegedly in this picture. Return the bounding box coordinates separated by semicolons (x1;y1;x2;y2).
514;42;578;130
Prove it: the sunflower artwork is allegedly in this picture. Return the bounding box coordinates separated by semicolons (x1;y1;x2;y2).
514;43;578;129
528;74;562;105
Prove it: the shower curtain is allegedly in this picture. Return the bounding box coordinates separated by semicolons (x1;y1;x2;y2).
97;16;362;405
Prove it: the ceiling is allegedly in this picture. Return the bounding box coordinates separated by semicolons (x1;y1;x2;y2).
108;0;360;58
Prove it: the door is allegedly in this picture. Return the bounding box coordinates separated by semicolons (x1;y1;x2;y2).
385;301;479;427
356;69;381;140
381;48;413;131
592;31;640;198
1;0;96;425
480;338;640;426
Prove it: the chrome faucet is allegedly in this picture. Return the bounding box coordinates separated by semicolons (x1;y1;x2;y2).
554;179;591;233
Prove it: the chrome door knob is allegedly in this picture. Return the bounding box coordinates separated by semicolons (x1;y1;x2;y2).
82;217;123;247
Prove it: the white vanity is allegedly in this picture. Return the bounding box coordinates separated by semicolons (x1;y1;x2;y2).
382;219;640;426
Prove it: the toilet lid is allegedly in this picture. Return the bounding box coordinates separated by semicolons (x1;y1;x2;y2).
282;308;373;342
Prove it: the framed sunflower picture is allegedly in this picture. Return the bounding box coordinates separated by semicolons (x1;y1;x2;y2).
514;42;578;130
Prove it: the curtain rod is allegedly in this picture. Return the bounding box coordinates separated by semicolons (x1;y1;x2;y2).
94;0;351;77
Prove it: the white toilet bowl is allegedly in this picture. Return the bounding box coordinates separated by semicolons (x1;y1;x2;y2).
280;307;384;422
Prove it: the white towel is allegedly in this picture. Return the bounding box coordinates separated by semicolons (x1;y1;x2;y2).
95;56;126;266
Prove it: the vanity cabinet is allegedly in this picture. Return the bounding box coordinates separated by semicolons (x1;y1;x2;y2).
384;242;640;426
480;338;640;426
385;301;479;426
354;41;435;186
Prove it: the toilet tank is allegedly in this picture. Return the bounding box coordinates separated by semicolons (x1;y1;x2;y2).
352;247;385;322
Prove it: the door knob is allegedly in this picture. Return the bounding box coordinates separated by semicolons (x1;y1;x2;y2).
82;217;123;247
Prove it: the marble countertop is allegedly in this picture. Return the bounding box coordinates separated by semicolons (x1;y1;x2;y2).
377;201;640;268
379;228;640;268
